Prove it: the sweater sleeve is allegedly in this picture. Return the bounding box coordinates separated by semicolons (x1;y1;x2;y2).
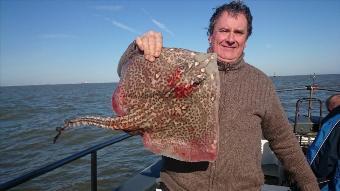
261;83;319;191
117;41;140;78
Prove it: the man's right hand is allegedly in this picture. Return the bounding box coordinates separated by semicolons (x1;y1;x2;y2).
136;30;163;62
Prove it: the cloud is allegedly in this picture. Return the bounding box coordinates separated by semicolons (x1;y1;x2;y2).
95;5;123;11
109;19;139;34
40;34;77;39
141;8;174;37
151;19;174;37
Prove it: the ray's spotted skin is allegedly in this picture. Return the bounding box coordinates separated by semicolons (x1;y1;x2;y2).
54;45;220;162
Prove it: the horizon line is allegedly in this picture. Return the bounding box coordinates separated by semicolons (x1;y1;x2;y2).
1;73;339;88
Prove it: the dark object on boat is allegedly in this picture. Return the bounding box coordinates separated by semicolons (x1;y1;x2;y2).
291;97;322;135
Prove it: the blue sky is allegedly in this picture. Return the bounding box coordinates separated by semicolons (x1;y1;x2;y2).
1;0;340;86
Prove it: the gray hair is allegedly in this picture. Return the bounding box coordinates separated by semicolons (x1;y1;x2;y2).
207;0;253;38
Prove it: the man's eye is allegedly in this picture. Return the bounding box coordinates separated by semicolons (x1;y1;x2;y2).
235;30;245;35
219;29;229;33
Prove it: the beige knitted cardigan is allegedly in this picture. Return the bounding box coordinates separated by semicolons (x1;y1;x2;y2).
118;43;319;191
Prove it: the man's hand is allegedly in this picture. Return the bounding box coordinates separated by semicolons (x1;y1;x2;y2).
136;30;163;62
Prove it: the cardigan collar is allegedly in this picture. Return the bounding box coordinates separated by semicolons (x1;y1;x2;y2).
217;53;245;72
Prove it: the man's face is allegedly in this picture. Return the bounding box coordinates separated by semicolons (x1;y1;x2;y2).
328;95;340;112
209;12;248;63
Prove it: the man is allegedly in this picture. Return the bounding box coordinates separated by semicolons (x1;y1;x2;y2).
307;94;340;190
118;1;319;190
326;94;340;113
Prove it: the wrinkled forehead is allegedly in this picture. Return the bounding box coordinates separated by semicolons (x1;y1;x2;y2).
214;11;248;30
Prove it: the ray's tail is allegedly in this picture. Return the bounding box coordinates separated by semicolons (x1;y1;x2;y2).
53;116;117;143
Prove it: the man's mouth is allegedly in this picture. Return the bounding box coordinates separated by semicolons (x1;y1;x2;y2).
220;42;237;48
221;45;236;49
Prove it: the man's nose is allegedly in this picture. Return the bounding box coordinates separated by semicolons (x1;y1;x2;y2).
226;32;235;43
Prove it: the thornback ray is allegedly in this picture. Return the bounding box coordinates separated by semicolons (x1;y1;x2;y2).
54;47;220;162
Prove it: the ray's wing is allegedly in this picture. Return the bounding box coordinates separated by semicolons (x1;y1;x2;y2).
117;48;220;162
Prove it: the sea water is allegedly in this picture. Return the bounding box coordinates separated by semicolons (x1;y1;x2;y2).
0;74;339;190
